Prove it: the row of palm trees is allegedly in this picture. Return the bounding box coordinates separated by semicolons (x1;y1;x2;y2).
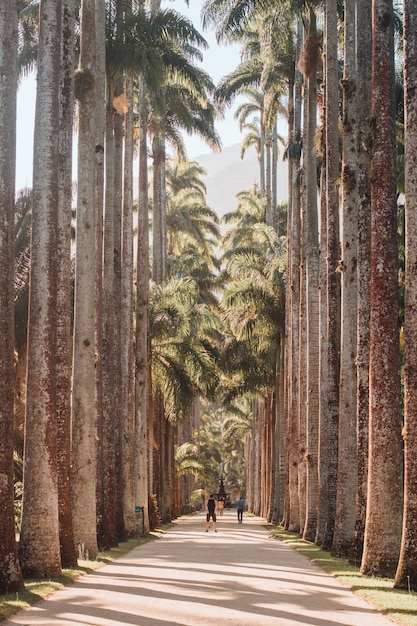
0;0;227;591
2;0;417;599
1;0;283;593
211;0;417;591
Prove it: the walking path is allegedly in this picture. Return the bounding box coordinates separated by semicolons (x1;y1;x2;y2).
4;511;396;626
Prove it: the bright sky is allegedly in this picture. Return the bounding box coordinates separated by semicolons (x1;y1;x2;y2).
15;0;244;191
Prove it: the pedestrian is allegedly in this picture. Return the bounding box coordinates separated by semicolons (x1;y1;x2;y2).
236;497;245;523
217;496;225;516
205;494;217;532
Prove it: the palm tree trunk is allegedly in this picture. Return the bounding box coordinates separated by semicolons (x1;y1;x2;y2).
0;0;24;592
121;77;136;538
302;12;320;543
394;0;417;590
136;73;151;533
350;0;372;567
56;0;77;568
113;104;125;541
284;19;302;533
100;106;118;548
19;0;62;577
94;0;106;553
71;0;99;561
332;0;358;558
361;0;403;578
317;0;340;551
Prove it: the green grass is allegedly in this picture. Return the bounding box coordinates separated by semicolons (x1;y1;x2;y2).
268;525;417;626
0;529;170;623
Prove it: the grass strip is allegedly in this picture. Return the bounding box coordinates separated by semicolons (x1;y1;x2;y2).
268;525;417;626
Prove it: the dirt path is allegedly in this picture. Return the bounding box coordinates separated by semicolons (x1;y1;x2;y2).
4;511;396;626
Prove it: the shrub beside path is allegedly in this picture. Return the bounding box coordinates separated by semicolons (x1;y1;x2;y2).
4;511;397;626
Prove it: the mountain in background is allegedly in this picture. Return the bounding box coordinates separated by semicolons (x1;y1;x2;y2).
193;143;288;218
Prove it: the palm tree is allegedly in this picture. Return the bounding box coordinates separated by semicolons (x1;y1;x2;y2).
0;0;25;593
314;0;340;553
220;186;286;519
56;0;77;568
361;0;403;578
331;0;359;559
71;0;100;561
135;70;151;533
18;0;62;577
120;76;136;538
297;8;321;543
350;0;372;568
394;0;417;591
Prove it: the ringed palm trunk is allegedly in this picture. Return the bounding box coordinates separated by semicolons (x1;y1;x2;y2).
284;20;303;532
113;105;125;541
121;77;136;538
71;0;99;561
99;105;118;548
136;73;150;533
350;0;372;567
316;0;340;552
57;0;77;568
394;0;417;590
0;0;24;592
19;0;62;577
302;13;320;542
361;0;403;578
94;0;106;551
332;0;358;558
152;125;171;521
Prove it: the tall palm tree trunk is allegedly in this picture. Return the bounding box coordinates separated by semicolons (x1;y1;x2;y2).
394;0;417;590
316;0;340;552
94;0;106;553
361;0;403;578
302;13;320;542
136;73;151;533
121;77;136;538
99;105;118;548
332;0;358;558
19;0;62;577
0;0;24;592
71;0;99;561
350;0;372;567
284;20;303;533
57;0;77;568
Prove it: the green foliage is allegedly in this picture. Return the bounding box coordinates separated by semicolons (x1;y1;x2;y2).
150;277;219;421
218;187;286;402
174;443;205;479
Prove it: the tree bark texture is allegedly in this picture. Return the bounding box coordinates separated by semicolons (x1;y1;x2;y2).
361;0;403;578
71;0;98;561
19;0;62;577
394;0;417;590
0;0;24;592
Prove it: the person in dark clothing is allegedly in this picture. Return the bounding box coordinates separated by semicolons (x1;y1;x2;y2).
236;497;245;523
205;494;217;532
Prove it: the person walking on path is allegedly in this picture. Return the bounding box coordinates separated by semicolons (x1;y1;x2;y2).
205;493;217;531
236;497;245;523
217;496;225;516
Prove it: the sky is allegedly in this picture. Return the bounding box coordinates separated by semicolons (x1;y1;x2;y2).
15;0;244;191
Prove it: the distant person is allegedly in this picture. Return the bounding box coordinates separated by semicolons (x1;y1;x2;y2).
217;496;225;516
205;494;217;532
236;497;245;523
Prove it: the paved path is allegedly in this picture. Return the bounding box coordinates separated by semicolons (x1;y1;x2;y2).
4;511;396;626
